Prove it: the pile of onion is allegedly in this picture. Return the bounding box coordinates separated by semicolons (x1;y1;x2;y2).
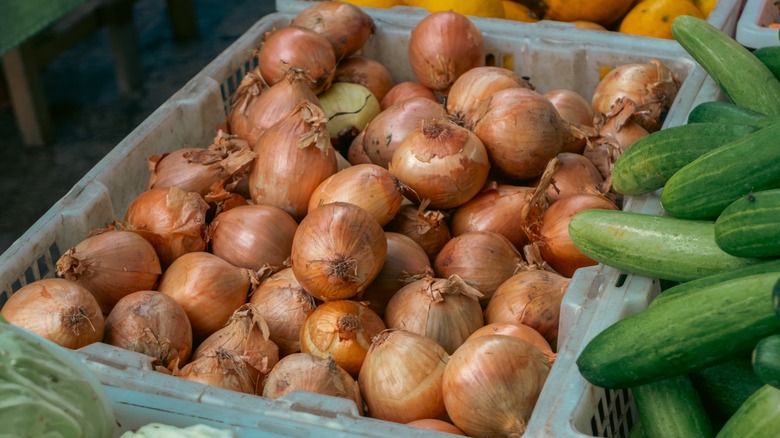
257;26;336;94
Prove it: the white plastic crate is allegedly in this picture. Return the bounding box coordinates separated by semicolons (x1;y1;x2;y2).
737;0;780;49
0;9;713;438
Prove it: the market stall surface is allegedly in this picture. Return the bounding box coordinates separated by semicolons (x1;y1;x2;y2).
0;0;277;254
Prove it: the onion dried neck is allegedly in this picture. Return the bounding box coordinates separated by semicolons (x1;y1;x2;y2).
337;314;360;340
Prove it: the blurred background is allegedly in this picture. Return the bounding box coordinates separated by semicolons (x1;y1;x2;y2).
0;0;277;253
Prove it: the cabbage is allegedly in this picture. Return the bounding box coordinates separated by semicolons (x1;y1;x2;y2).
0;318;115;437
120;423;237;438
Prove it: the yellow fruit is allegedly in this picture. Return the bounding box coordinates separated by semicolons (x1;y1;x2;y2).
694;0;717;17
571;20;609;31
502;1;539;22
619;0;704;39
341;0;402;7
403;0;506;18
544;0;635;26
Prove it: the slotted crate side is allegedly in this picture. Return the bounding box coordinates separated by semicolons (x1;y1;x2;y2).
737;0;780;49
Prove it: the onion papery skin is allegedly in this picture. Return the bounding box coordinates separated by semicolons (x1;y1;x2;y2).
55;229;161;315
391;119;490;210
450;183;533;250
209;204;298;271
379;82;439;110
357;232;432;317
291;1;374;60
157;252;256;341
585;99;650;180
334;55;394;103
447;66;534;123
442;335;550;437
433;231;522;305
541;152;605;203
408;11;485;93
363;96;447;168
483;270;571;348
123;187;209;269
358;330;449;423
257;26;336;95
248;101;338;221
248;268;317;356
318;82;381;153
471;88;566;180
262;352;363;415
103;290;192;370
176;353;257;395
291;202;387;301
384;203;451;261
299;300;386;378
384;276;483;354
544;89;594;154
467;321;556;364
308;163;404;226
406;419;465;435
1;278;104;350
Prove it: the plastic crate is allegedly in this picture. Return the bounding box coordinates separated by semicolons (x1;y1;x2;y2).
737;0;780;49
0;9;712;438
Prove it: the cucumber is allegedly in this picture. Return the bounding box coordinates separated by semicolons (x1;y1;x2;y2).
775;277;780;321
752;334;780;389
716;385;780;438
714;188;780;258
632;375;714;438
753;46;780;82
661;123;780;219
672;16;780;115
690;356;765;430
628;420;646;438
576;272;780;389
612;123;758;196
568;210;763;282
687;101;766;125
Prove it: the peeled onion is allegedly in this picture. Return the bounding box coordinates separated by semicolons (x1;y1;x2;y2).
544;89;595;154
385;202;451;260
318;82;381;152
447;66;534;123
291;1;374;60
334;55;394;102
257;26;336;94
380;82;439;110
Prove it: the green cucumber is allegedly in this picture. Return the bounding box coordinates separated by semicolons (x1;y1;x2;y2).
775;277;780;321
660;123;780;219
687;101;766;125
576;272;780;389
628;420;646;438
716;385;780;438
612;123;758;196
752;334;780;389
672;16;780;115
632;375;714;438
690;356;765;429
753;46;780;82
714;188;780;258
568;210;763;282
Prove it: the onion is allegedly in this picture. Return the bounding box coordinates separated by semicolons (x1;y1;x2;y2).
357;232;432;317
483;270;570;348
1;278;103;349
539;152;605;203
384;201;451;260
586;97;650;181
103;290;192;371
291;1;375;60
433;231;523;304
447;66;534;123
408;11;485;93
334;55;394;102
208;204;298;271
346;130;372;165
391;119;490;210
380;82;439;110
56;229;161;315
384;275;483;354
442;335;550;436
467;322;556;364
123;187;209;269
591;59;680;132
257;26;336;94
318;82;381;153
291;202;387;301
262;352;363;415
406;419;465;435
249;101;338;221
299;300;386;377
308;163;404;226
157;252;259;341
358;330;449;423
248;268;317;357
544;89;595;154
363;96;447;168
450;182;534;249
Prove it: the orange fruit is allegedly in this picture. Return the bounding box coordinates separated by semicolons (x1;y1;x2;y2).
619;0;704;39
503;1;539;22
694;0;717;17
571;20;609;31
544;0;635;27
403;0;506;18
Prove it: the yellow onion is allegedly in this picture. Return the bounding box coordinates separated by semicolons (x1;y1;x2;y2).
308;163;404;226
176;353;255;394
467;321;556;364
358;330;449;423
450;182;534;249
484;270;571;349
544;89;595;154
379;81;439;110
384;275;483;354
347;130;372;165
318;82;381;153
262;352;363;415
433;231;522;304
299;300;386;377
385;201;451;260
157;252;259;341
1;278;103;349
291;202;387;301
291;1;375;60
442;335;550;437
334;55;394;102
539;152;605;203
257;26;336;94
209;204;298;271
56;229;161;315
586;97;650;180
447;66;534;123
249;101;338;221
103;290;192;371
123;186;209;269
391;118;490;210
408;11;485;93
406;419;465;435
248;268;317;356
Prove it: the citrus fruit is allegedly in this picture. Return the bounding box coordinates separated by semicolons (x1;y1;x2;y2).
619;0;704;39
544;0;635;27
502;1;539;22
403;0;506;18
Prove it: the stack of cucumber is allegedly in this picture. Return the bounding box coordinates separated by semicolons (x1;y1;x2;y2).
569;16;780;438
